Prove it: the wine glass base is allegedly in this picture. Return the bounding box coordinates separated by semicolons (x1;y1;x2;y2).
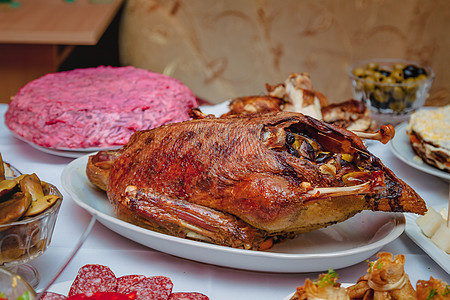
7;264;40;288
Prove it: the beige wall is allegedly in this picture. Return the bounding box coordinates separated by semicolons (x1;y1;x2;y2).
119;0;449;106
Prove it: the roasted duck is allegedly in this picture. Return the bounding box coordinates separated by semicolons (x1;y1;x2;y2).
86;110;426;250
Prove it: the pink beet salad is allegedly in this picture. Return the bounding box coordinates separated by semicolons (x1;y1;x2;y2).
5;66;198;149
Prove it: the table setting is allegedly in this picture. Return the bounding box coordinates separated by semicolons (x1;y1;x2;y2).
0;60;449;300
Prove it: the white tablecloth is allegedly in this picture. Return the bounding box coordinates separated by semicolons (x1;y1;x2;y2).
0;103;448;299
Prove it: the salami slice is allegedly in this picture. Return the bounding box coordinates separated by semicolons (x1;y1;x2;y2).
123;276;173;300
67;292;136;300
68;264;118;297
117;275;146;293
40;292;68;300
169;292;210;300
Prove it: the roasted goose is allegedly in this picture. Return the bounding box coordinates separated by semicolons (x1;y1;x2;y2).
86;110;426;250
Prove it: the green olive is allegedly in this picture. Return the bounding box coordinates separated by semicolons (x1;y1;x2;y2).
391;69;404;82
366;62;379;70
352;67;365;77
393;63;406;71
363;69;374;78
355;80;364;91
390;102;406;113
381;76;396;84
373;72;384;82
364;79;375;93
392;86;405;100
373;88;389;103
416;74;428;82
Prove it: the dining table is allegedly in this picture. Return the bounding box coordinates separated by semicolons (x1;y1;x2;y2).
0;102;448;300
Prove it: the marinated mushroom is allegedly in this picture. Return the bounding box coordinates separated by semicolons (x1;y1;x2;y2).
0;192;31;225
0;164;60;224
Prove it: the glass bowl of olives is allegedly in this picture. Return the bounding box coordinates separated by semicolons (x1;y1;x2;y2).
0;266;37;300
348;58;434;125
0;173;63;289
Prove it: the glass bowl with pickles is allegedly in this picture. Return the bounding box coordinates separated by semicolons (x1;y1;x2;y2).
0;155;62;289
348;58;434;125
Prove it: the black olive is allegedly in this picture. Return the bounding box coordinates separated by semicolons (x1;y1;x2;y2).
379;70;391;77
357;151;371;161
286;144;300;157
340;159;352;168
369;92;389;110
315;152;331;164
286;132;295;145
416;67;427;76
403;64;426;79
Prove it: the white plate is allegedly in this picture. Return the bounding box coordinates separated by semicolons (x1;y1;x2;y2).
282;283;352;300
61;154;405;273
43;281;71;296
12;132;118;158
404;204;450;274
389;122;450;181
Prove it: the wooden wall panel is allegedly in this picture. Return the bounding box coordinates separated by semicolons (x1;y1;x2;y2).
119;0;450;106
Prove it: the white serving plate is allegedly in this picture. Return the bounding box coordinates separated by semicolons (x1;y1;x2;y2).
61;154;405;273
389;122;450;181
404;203;450;274
12;132;118;159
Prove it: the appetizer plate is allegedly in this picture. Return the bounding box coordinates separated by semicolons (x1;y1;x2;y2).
61;154;406;273
389;122;450;181
404;204;450;274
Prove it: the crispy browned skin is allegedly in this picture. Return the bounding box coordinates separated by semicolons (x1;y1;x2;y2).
416;277;449;300
86;150;121;191
222;95;284;117
88;111;426;250
321;99;377;132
